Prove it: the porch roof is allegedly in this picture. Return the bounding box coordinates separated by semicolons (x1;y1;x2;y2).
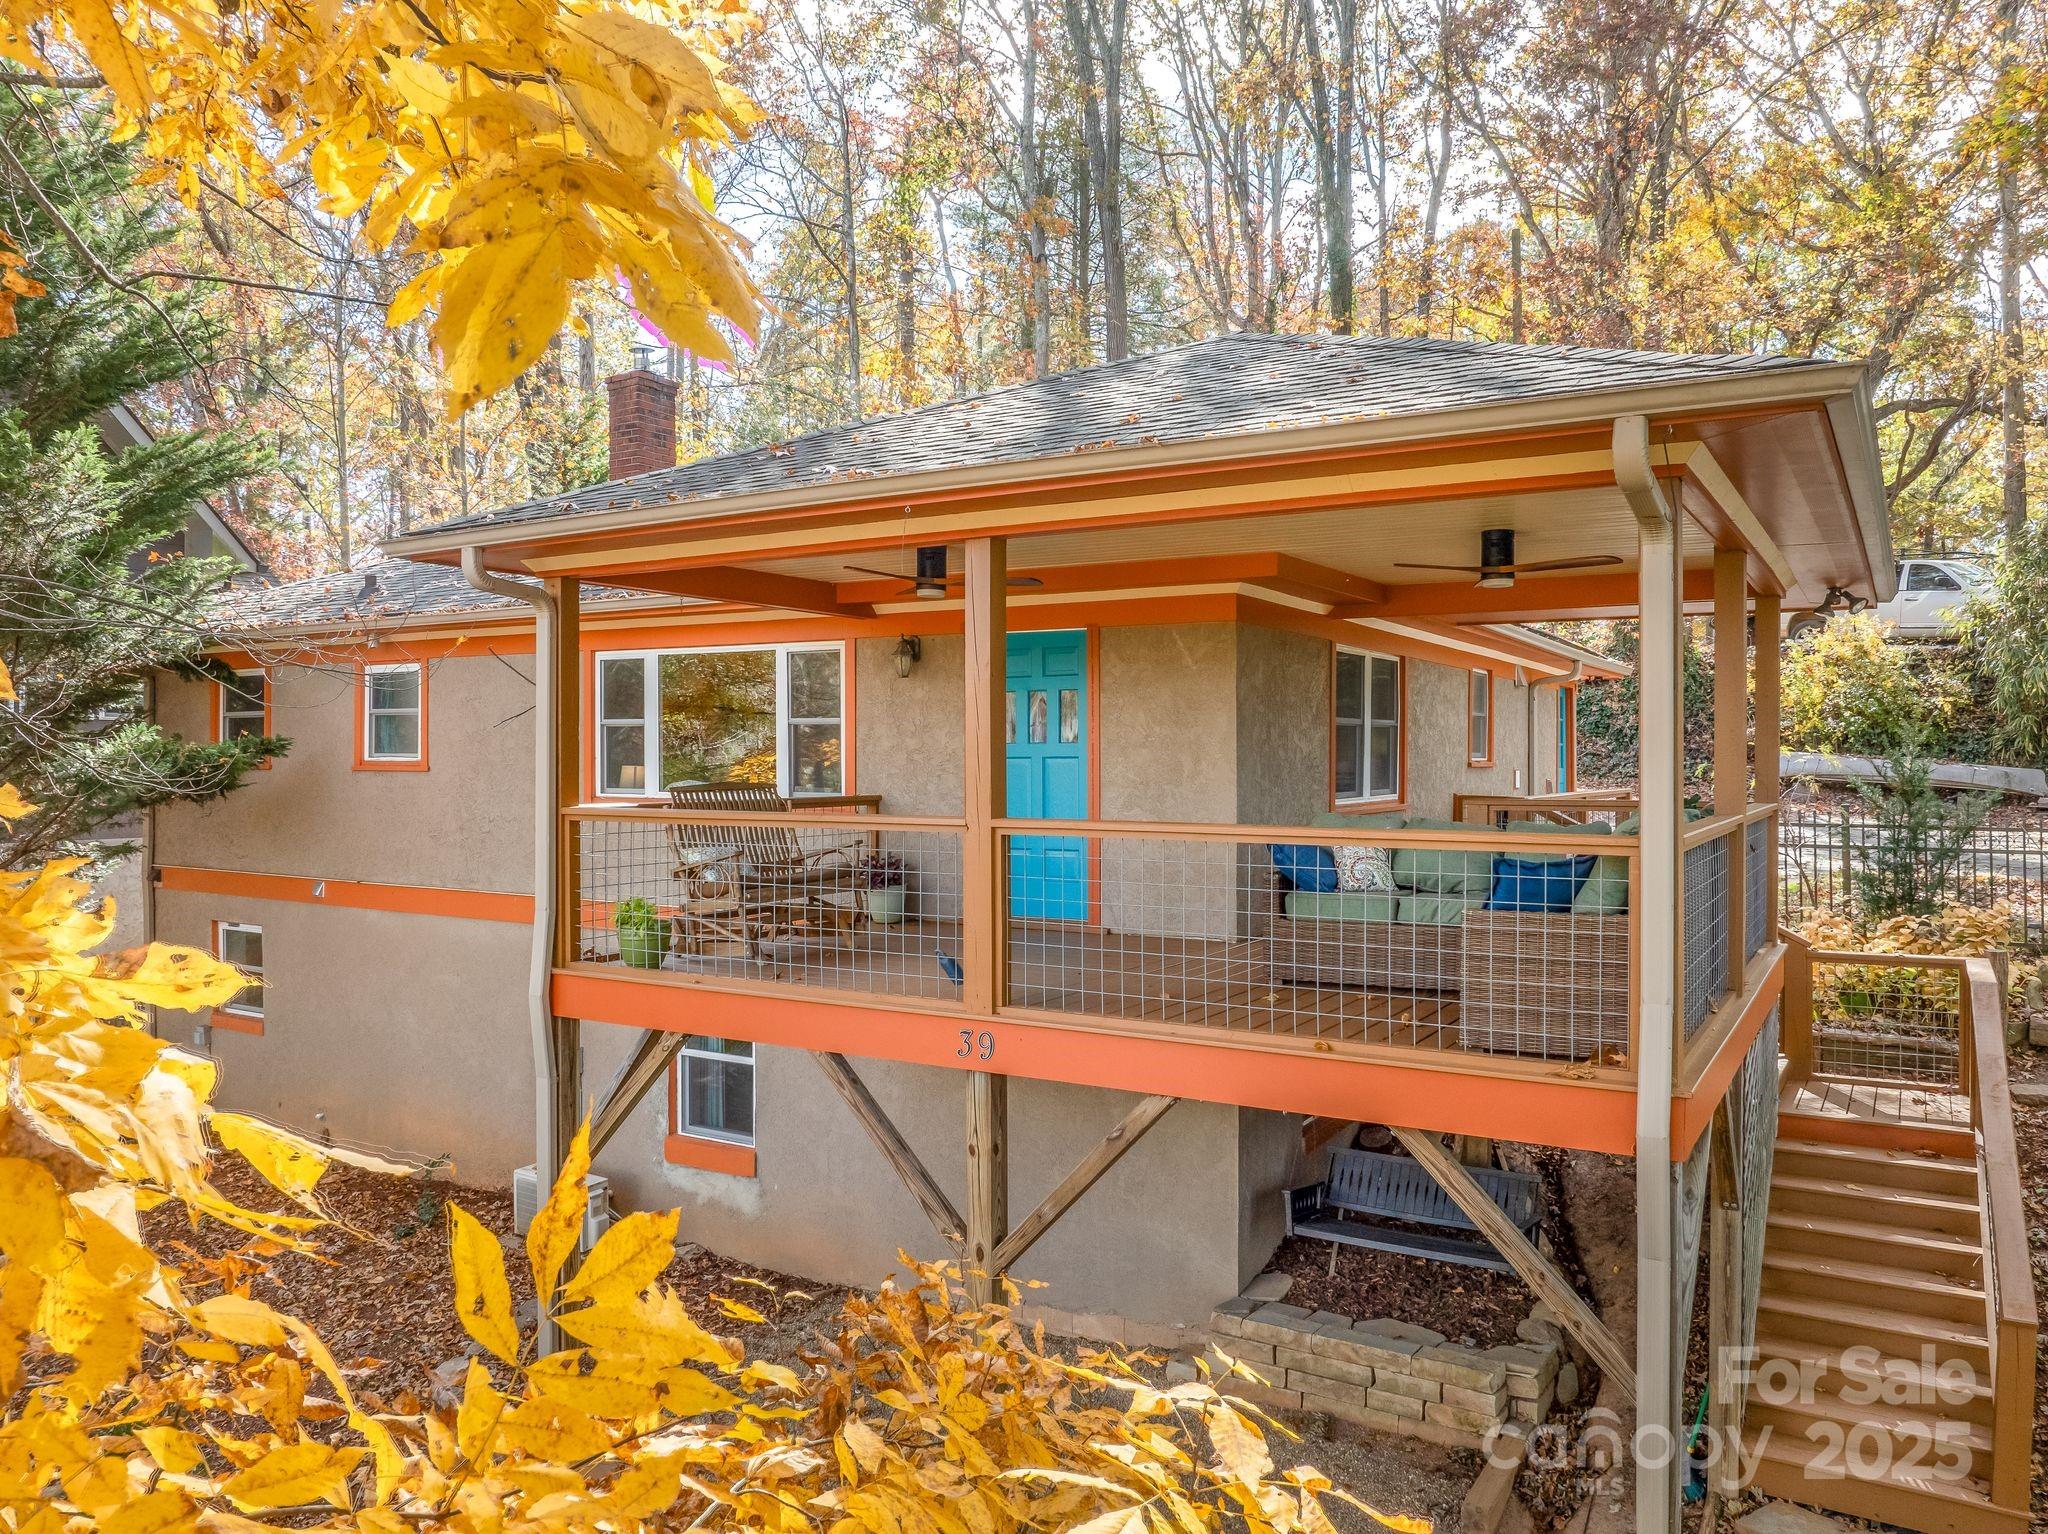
392;334;1840;543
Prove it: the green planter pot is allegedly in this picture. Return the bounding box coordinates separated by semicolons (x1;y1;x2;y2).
863;885;907;925
618;921;670;969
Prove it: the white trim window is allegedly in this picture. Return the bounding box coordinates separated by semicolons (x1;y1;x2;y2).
595;643;844;797
220;669;266;740
677;1036;754;1144
1334;646;1402;802
216;922;264;1018
1468;669;1493;763
363;662;423;761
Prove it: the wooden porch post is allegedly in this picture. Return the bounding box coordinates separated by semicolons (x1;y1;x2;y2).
965;1070;1008;1304
1617;416;1683;1534
1753;593;1781;937
960;539;1009;1304
1713;549;1748;991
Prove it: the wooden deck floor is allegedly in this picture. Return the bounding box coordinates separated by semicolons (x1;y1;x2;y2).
651;915;1464;1049
1782;1074;1974;1132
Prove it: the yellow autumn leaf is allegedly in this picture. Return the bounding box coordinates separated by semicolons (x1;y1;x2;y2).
552;1285;736;1368
0;1157;66;1270
61;0;153;113
456;1356;508;1463
527;1119;592;1311
557;1207;678;1307
712;1293;767;1324
100;1486;198;1534
190;1293;289;1347
0;782;33;824
210;1113;329;1205
220;1442;365;1512
496;1395;614;1462
449;1202;521;1363
135;1425;208;1476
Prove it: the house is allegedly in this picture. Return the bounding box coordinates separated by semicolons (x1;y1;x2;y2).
148;334;2033;1534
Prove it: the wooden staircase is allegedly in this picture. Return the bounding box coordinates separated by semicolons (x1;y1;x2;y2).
1743;956;2035;1534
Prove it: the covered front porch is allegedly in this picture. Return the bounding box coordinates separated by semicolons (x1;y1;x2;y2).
389;341;1895;1534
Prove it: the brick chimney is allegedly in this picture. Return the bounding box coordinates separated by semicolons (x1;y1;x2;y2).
605;367;679;479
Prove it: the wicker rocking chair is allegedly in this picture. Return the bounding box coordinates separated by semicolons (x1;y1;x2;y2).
665;781;862;959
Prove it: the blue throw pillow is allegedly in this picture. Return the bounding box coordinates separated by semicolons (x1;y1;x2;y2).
1487;854;1597;913
1271;843;1339;893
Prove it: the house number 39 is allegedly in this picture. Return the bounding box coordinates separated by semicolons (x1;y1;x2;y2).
957;1029;996;1061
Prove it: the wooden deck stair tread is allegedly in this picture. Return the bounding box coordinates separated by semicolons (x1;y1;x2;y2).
1746;1332;1997;1408
1761;1250;1983;1302
1746;1392;1996;1453
1770;1170;1980;1213
1774;1136;1977;1179
1765;1209;1983;1261
1755;1292;1988;1347
1749;1434;1996;1510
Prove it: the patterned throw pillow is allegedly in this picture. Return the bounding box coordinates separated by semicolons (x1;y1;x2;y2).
1333;845;1394;892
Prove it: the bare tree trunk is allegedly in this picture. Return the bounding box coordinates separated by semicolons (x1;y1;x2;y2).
1020;0;1051;376
331;293;350;571
1072;145;1094;360
1998;0;2027;538
839;104;863;420
1297;0;1358;332
1064;0;1129;360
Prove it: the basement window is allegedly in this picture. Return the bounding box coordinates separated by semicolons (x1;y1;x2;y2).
215;922;264;1019
677;1037;754;1145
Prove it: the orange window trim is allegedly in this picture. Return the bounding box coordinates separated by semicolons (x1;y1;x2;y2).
208;919;265;1035
1327;642;1409;814
353;660;430;772
1467;668;1494;767
664;1057;757;1176
211;666;274;769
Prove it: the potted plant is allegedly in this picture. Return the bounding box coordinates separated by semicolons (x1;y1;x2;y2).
615;896;670;969
858;852;908;925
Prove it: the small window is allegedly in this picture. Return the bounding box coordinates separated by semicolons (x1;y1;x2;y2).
598;656;650;794
216;922;264;1018
1334;647;1402;802
1904;563;1961;592
220;670;266;741
677;1036;754;1144
1468;670;1493;764
362;663;423;762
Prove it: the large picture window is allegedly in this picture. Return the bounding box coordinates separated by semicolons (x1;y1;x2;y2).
1333;647;1402;803
596;644;844;797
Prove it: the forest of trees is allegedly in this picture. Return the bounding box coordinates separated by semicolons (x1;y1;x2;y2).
36;0;2045;577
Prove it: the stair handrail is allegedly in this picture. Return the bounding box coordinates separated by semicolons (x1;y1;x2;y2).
1961;956;2036;1513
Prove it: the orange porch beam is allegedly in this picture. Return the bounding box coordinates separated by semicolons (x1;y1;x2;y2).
1337;567;1717;623
549;969;1645;1156
605;564;876;618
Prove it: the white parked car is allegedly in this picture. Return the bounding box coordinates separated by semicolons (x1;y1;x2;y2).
1787;557;1989;640
1872;557;1989;636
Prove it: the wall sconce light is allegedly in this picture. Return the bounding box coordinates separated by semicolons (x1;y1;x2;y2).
893;634;922;678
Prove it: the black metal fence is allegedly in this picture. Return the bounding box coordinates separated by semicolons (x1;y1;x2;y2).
1778;807;2048;948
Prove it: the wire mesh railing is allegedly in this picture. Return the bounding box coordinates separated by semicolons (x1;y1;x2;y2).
1744;814;1769;959
1779;807;2048;948
1681;828;1732;1039
567;808;1655;1071
996;819;1636;1066
1804;949;1965;1088
568;808;968;1003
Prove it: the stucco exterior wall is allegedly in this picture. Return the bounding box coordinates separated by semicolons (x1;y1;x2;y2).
155;652;538;893
604;1055;1267;1327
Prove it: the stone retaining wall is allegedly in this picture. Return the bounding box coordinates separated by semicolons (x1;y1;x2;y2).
1208;1298;1561;1451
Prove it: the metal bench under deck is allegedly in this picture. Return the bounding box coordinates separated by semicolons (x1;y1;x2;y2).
1283;1147;1543;1272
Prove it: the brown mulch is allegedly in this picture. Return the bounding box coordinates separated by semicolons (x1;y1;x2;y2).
138;1157;848;1400
1264;1237;1533;1347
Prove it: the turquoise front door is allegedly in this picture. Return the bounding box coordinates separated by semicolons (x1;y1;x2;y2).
1006;630;1088;920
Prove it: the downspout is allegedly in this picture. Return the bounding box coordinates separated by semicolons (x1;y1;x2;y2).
1613;414;1679;1534
459;550;564;1289
1526;662;1582;793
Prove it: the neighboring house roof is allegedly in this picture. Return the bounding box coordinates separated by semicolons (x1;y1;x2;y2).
209;559;662;635
99;401;267;577
401;332;1838;542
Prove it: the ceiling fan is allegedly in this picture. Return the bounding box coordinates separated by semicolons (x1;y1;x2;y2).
1395;528;1622;590
845;545;1045;599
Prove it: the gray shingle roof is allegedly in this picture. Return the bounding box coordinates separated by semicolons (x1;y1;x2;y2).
209;559;656;633
399;332;1835;542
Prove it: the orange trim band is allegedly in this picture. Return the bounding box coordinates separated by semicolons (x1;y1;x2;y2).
552;970;1642;1155
161;866;531;924
209;1008;265;1036
662;1133;757;1177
